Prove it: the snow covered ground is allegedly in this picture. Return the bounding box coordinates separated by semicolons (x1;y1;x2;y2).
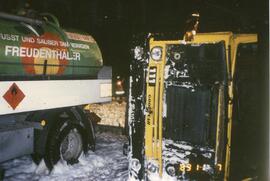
86;100;126;128
1;132;129;181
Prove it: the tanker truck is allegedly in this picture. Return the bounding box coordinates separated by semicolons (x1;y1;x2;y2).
0;12;112;171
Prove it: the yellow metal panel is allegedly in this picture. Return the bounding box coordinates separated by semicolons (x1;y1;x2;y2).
145;32;258;180
192;32;257;181
231;34;258;78
145;64;156;158
224;33;257;181
145;38;166;176
193;32;232;45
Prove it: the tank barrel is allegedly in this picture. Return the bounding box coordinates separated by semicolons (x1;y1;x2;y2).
0;12;43;25
0;12;103;79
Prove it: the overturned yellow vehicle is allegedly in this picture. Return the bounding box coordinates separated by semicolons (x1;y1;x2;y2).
127;32;258;180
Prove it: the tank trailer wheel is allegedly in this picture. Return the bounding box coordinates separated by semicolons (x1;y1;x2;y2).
45;120;84;169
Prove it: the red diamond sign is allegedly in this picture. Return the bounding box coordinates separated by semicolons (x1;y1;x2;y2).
3;83;25;110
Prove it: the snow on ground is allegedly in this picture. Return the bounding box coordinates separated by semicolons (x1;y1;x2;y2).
1;132;129;181
86;100;126;128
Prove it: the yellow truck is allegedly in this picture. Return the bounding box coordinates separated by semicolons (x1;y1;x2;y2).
127;32;258;180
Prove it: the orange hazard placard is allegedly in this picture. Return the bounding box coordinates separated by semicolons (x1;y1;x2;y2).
3;83;25;110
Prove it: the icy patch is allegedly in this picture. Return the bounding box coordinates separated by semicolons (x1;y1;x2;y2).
162;139;216;178
35;159;49;175
147;170;180;181
1;133;128;181
87;101;126;127
165;139;193;151
127;176;139;181
202;152;212;159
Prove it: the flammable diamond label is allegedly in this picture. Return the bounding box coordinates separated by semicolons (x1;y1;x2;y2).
3;83;25;110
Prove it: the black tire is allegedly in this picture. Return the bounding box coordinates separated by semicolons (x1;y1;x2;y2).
27;108;95;170
44;119;85;170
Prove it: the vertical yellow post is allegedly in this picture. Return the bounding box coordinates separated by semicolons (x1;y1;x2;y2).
158;44;166;176
145;66;155;158
224;34;258;181
144;38;167;177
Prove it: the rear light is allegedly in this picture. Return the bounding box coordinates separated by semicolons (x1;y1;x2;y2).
116;80;122;86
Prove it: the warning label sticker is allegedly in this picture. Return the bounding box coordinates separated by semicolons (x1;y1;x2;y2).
65;32;96;43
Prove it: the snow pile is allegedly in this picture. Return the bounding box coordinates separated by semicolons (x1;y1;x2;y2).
1;133;128;181
147;172;179;181
86;101;126;127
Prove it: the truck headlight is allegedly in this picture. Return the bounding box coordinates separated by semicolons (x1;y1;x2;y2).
150;46;162;61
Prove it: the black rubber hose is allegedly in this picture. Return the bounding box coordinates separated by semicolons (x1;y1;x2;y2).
0;12;43;25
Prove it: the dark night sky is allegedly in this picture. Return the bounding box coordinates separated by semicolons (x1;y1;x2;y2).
0;0;268;78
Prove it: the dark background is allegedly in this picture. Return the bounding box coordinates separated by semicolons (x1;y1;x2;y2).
0;0;268;78
0;0;269;180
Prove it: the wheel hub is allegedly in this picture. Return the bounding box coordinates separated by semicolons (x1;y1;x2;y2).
60;128;83;162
